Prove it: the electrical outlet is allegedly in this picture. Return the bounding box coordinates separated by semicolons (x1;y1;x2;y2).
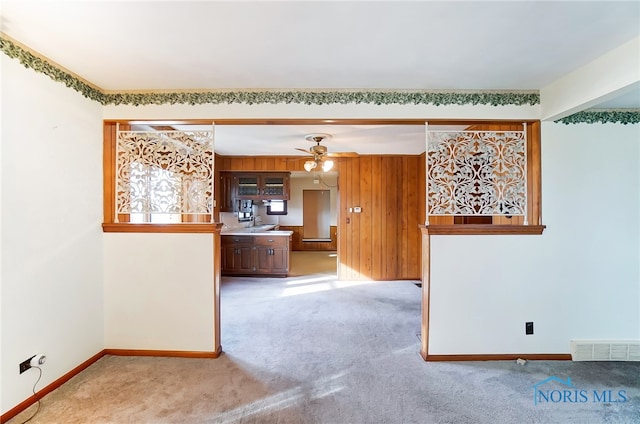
525;322;534;335
19;356;35;374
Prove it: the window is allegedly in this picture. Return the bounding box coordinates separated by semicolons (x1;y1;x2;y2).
267;200;287;215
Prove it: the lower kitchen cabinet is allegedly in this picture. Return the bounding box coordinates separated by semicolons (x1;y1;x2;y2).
254;236;289;275
221;234;290;277
221;236;253;274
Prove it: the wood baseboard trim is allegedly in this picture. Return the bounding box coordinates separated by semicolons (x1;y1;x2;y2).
424;353;572;361
104;348;222;358
1;350;106;424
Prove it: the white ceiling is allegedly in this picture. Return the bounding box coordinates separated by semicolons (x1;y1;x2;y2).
197;124;431;156
1;1;638;156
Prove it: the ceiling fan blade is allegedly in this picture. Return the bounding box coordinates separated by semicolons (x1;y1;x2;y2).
326;152;359;157
295;148;314;155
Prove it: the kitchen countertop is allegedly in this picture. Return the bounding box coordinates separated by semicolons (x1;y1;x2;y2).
221;225;293;236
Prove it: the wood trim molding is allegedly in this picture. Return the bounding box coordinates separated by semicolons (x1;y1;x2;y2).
422;224;546;235
103;349;222;358
0;350;106;424
420;228;431;360
425;354;572;361
213;230;222;354
102;223;222;233
105;118;528;126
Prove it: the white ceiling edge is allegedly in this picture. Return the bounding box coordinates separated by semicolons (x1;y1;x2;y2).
541;37;640;121
588;85;640;110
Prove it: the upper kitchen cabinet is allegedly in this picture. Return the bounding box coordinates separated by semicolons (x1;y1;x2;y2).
235;172;290;201
219;172;237;212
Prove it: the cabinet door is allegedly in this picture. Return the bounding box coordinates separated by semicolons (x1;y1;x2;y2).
219;172;236;212
260;173;290;200
238;245;255;272
269;246;289;274
255;245;273;273
254;235;289;275
221;245;239;273
221;236;254;274
235;174;260;199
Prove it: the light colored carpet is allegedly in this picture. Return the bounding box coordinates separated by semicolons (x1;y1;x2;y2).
8;277;640;423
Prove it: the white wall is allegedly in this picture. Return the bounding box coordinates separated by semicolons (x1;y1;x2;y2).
429;122;640;354
103;233;215;352
0;56;104;413
274;172;338;226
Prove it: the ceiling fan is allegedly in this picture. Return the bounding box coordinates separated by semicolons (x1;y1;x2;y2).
295;133;359;172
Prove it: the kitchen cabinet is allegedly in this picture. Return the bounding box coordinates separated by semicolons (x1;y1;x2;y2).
221;236;253;274
221;233;291;277
219;172;290;212
235;172;290;200
254;235;289;275
219;172;237;212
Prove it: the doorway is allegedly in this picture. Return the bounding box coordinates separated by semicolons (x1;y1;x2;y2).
303;189;331;241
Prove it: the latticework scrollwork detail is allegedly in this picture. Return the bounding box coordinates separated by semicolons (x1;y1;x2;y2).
116;131;214;215
427;131;526;216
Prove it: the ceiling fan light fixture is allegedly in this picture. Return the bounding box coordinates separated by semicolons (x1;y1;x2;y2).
304;160;317;172
322;159;334;172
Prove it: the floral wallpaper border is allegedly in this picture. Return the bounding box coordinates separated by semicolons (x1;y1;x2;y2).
555;110;640;125
2;35;638;125
104;90;540;107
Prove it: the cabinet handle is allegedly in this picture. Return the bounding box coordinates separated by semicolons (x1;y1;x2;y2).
267;239;274;242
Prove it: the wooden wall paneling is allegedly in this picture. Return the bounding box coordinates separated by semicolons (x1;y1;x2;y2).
404;156;421;278
103;122;131;224
492;215;524;225
103;122;116;224
351;157;360;280
359;156;373;279
220;157;232;170
352;157;362;279
339;159;348;278
380;157;389;279
400;157;409;278
241;157;256;170
398;156;408;278
284;157;296;172
528;121;542;225
336;159;344;279
338;158;350;280
346;158;355;279
252;158;264;170
265;157;276;171
429;216;455;224
371;156;383;280
385;157;400;279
